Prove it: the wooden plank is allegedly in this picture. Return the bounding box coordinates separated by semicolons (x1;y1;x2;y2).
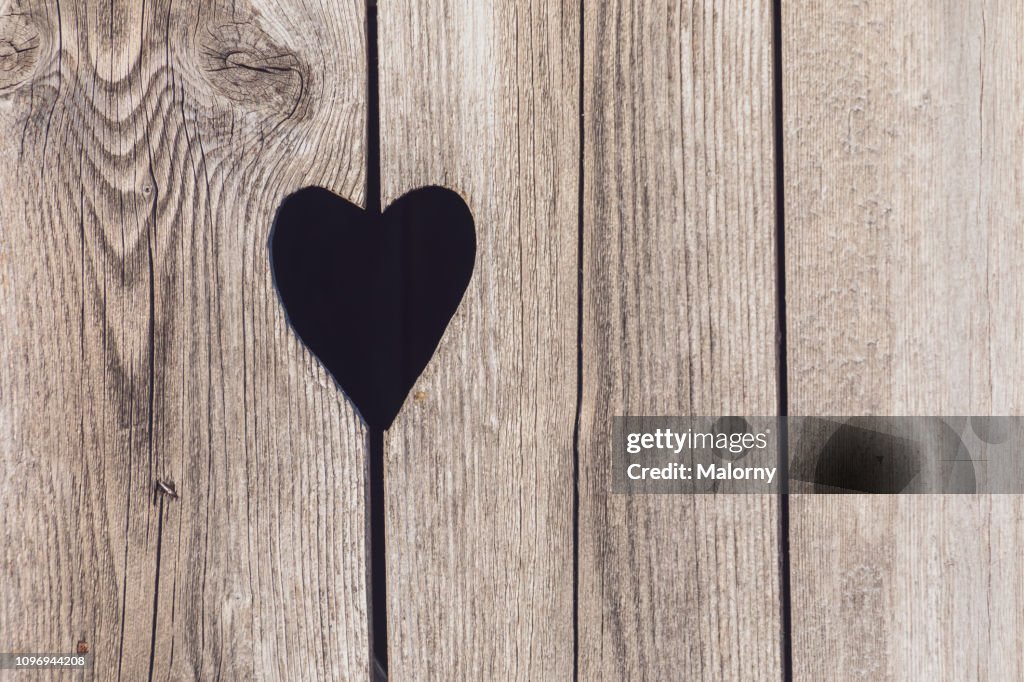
784;0;1024;678
579;1;780;679
0;1;370;679
377;1;578;678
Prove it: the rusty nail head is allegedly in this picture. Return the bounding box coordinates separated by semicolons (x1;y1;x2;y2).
155;480;179;499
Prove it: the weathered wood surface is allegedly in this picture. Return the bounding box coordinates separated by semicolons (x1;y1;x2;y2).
0;1;370;679
7;0;1024;678
578;1;781;679
377;1;579;678
785;1;1024;679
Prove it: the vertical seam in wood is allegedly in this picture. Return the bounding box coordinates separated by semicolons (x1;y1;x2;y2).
365;0;381;216
770;0;793;679
147;497;165;682
367;428;386;679
364;1;388;679
572;3;585;681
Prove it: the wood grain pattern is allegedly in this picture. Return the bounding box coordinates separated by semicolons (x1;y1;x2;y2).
377;1;579;678
785;1;1024;678
0;1;370;679
578;1;781;679
13;0;1023;678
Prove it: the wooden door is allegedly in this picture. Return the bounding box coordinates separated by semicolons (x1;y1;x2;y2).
2;0;1023;679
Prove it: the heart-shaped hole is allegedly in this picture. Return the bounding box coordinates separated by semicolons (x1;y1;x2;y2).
269;185;476;430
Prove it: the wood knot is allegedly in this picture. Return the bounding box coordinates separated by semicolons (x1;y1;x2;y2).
0;14;41;94
197;22;307;118
76;641;89;654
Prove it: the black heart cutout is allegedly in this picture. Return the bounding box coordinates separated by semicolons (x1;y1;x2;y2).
269;185;476;430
